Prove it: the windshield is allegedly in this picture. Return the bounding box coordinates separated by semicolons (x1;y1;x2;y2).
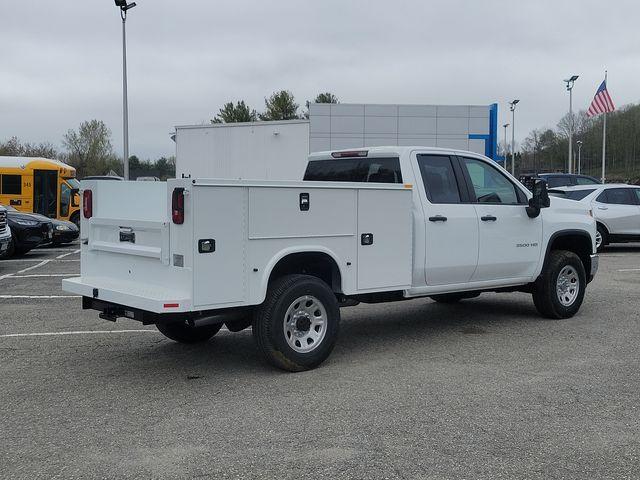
549;189;596;201
66;178;80;189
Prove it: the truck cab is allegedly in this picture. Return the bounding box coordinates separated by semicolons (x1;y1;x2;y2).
64;147;598;371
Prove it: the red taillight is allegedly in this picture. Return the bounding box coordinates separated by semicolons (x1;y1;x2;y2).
83;190;93;219
172;187;185;224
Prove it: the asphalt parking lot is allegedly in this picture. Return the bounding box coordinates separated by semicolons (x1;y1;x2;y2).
1;244;640;479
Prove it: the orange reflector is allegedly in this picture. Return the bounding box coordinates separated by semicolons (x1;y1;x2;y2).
163;303;179;308
404;184;413;189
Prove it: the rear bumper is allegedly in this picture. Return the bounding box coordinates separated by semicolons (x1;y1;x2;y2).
62;276;192;314
53;230;80;244
589;253;599;282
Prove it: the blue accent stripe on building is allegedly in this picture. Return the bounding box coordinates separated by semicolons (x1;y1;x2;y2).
468;103;500;161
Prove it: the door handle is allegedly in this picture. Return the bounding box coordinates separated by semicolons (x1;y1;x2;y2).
428;215;447;222
481;215;497;222
597;206;608;210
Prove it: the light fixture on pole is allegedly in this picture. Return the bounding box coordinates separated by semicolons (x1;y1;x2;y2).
115;0;137;180
563;75;579;174
576;140;583;175
509;100;519;176
502;123;510;169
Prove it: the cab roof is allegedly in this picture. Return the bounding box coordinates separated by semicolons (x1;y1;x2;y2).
308;146;489;161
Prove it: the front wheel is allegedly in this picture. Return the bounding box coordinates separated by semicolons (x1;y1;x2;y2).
532;250;586;319
156;320;222;343
253;274;340;372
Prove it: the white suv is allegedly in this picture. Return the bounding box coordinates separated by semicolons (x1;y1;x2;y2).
551;184;640;250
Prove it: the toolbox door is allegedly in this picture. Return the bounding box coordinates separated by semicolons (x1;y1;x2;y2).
192;186;247;307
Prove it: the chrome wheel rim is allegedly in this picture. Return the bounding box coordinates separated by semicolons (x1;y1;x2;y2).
283;295;327;353
595;230;602;249
556;265;580;307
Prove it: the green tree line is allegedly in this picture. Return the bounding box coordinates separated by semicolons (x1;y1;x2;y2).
211;91;338;123
0;120;175;180
516;102;640;182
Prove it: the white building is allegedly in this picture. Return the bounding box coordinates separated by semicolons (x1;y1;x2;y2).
173;103;499;180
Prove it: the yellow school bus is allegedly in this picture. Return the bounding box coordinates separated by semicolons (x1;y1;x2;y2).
0;156;81;225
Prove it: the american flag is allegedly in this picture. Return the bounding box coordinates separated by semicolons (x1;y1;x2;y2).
586;80;615;117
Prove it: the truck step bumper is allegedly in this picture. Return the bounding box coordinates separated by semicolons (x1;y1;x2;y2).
62;276;192;314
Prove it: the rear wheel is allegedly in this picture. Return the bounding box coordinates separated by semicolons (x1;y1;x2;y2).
430;291;481;304
532;250;586;319
252;274;340;372
156;320;222;343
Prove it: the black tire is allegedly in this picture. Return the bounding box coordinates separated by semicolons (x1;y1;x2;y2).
532;250;586;319
596;223;608;252
430;291;481;304
156;320;222;344
252;274;340;372
5;235;17;257
70;211;80;229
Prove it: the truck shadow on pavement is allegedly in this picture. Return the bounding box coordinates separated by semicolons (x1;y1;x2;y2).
121;294;542;375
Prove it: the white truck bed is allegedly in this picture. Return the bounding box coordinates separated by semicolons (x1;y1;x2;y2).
64;178;413;315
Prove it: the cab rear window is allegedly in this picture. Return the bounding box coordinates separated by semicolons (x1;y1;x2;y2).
304;157;402;183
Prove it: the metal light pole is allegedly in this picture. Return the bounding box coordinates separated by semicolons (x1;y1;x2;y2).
564;75;579;174
502;123;510;169
115;0;137;180
509;100;519;176
576;140;583;175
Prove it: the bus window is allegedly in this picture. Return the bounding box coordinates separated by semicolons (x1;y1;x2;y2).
1;174;22;195
60;182;71;217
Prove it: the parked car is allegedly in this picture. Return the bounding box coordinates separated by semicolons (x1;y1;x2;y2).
0;206;11;257
136;176;161;181
520;173;600;190
64;147;598;371
82;175;124;181
550;184;640;251
3;205;53;256
51;218;79;245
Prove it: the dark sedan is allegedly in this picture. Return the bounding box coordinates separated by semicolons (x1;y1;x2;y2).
51;218;79;245
3;205;53;256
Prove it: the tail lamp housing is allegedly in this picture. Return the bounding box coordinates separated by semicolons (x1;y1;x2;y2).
83;190;93;219
172;188;185;224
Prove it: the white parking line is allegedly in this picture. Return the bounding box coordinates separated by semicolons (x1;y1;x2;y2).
0;295;81;299
56;249;80;259
0;259;79;263
0;330;158;338
11;274;75;278
618;268;640;272
16;260;50;274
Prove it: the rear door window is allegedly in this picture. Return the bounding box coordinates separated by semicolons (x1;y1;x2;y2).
544;176;569;188
303;157;402;183
416;155;462;204
576;176;600;185
597;188;636;205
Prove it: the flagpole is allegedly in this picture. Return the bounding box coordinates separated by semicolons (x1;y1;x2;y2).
601;70;607;183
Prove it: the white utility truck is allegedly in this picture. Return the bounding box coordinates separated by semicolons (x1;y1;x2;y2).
64;147;599;371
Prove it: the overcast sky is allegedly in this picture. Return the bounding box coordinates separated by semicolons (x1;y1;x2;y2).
2;0;639;160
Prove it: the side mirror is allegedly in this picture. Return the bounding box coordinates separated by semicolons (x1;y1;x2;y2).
526;179;550;218
71;188;80;208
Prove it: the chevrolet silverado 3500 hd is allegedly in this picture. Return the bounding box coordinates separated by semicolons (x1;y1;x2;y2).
63;147;598;371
